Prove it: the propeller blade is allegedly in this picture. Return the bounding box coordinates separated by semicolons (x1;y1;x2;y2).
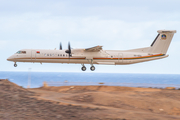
60;42;62;50
65;42;72;57
68;42;71;57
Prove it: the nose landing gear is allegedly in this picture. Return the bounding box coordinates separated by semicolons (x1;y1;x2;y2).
14;62;17;67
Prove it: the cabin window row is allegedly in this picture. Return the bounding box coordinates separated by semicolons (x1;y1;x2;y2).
58;54;68;57
44;54;68;57
44;54;54;56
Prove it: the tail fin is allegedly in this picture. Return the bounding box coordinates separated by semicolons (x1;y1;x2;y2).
149;30;176;54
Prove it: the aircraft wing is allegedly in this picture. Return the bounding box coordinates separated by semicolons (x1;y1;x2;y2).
85;46;103;52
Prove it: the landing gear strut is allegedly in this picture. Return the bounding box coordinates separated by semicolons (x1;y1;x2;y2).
88;59;95;71
14;62;17;67
81;59;96;71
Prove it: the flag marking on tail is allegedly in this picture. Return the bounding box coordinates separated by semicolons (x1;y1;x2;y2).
161;34;167;40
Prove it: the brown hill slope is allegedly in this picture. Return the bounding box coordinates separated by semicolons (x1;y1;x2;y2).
35;85;180;120
0;79;117;120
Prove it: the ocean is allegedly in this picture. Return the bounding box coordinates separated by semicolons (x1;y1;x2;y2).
0;71;180;88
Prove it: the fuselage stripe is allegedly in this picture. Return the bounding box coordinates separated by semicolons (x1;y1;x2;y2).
13;54;164;60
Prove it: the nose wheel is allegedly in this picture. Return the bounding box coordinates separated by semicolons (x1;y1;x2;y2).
14;62;17;67
90;66;95;71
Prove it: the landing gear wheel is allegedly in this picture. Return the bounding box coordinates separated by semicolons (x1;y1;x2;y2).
14;63;17;67
81;66;86;71
90;66;95;71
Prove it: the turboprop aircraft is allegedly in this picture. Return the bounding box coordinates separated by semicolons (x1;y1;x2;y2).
7;30;176;71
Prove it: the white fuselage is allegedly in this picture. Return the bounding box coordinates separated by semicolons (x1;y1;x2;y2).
7;49;168;65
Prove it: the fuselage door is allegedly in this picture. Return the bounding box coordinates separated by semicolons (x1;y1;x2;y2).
31;50;36;61
118;53;123;63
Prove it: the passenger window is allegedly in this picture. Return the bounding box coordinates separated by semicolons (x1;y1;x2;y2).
63;54;65;57
44;53;47;56
47;54;49;56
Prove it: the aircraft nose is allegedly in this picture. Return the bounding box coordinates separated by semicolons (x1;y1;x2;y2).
7;56;14;61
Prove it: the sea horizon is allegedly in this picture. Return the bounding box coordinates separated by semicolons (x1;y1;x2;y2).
1;70;180;75
0;71;180;88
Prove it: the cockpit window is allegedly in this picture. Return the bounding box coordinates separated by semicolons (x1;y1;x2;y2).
16;51;26;54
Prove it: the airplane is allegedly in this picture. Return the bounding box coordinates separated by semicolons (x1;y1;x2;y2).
7;30;176;71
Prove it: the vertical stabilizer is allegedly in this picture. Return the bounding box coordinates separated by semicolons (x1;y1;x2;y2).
149;30;176;54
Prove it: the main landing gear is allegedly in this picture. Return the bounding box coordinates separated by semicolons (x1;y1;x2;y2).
14;62;17;67
81;64;95;71
81;59;96;71
90;66;95;71
81;65;86;71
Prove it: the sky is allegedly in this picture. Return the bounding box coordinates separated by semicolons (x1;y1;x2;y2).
0;0;180;74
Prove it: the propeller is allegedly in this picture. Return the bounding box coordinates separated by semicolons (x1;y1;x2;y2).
60;42;62;50
65;42;71;57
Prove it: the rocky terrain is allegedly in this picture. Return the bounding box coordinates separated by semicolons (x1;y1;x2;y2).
0;79;123;120
35;85;180;120
1;79;180;120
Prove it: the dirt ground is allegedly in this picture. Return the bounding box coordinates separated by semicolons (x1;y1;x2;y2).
1;80;180;120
